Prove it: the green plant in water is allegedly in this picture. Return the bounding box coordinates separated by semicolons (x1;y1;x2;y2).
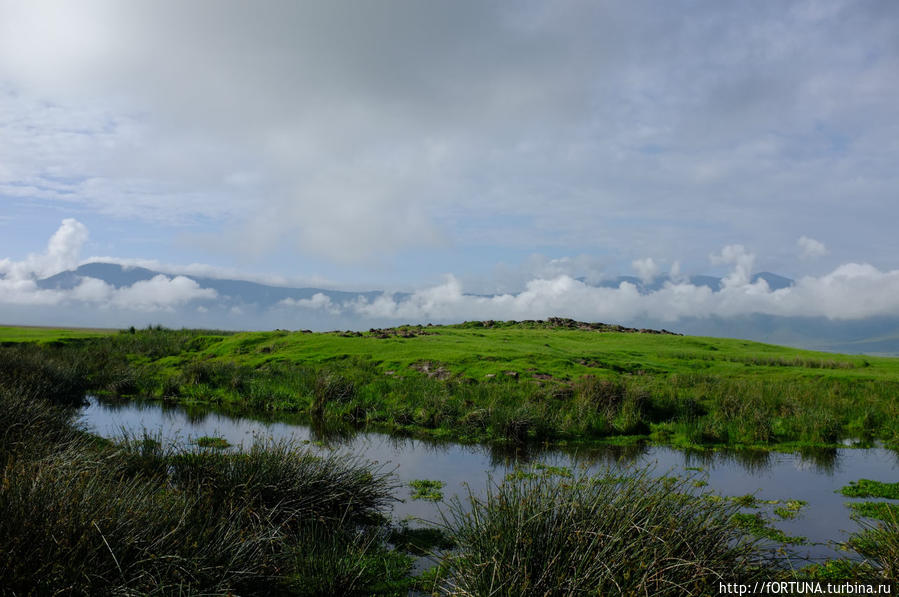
772;499;806;520
409;479;445;501
731;493;759;508
840;479;899;499
848;501;899;522
194;435;231;449
730;513;806;545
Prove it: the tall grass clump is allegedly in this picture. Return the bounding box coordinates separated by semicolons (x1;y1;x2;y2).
0;447;281;595
0;388;82;460
850;513;899;580
157;439;397;529
0;342;88;406
440;468;768;596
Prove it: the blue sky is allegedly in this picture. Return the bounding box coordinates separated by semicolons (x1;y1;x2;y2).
2;1;899;329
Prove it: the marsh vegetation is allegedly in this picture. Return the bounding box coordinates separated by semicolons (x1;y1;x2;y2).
2;323;898;593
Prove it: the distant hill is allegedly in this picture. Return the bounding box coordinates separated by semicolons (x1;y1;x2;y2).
37;262;385;308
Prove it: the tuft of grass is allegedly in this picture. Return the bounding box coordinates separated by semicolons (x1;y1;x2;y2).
288;526;415;596
409;479;445;502
193;435;231;449
848;514;899;580
440;468;769;595
840;479;899;499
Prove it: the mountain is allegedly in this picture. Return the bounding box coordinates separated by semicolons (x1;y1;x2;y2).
37;263;384;308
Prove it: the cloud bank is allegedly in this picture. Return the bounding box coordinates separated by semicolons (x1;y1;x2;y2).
4;221;897;326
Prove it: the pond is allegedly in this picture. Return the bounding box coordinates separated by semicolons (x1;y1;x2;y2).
79;396;899;564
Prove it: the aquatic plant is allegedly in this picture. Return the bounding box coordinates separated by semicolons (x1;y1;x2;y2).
840;479;899;499
848;501;899;522
730;513;806;545
194;435;231;449
409;479;445;501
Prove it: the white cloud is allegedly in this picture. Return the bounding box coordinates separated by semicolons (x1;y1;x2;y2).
797;235;829;260
0;218;88;279
279;292;340;315
632;257;659;283
0;220;217;311
340;257;899;323
3;222;899;326
107;275;217;311
710;245;756;288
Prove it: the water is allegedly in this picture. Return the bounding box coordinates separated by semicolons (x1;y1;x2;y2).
79;396;899;563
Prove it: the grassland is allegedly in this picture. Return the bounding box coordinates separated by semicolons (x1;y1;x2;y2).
2;339;897;592
3;319;899;449
0;324;115;343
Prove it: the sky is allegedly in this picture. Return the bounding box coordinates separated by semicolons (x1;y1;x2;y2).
1;1;899;330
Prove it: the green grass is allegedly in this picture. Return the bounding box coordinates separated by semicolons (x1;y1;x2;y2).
840;479;899;499
0;324;115;343
849;517;899;579
409;479;445;501
194;435;231;449
4;320;899;449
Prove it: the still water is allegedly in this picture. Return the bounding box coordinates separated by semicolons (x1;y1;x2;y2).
79;397;899;563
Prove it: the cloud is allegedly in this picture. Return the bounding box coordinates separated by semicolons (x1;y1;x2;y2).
2;1;898;267
710;245;756;288
338;260;899;323
0;218;88;279
3;221;899;327
0;220;217;311
632;257;660;283
107;275;217;311
279;293;340;315
797;235;829;260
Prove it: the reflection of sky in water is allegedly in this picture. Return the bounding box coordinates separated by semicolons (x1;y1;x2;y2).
79;397;899;563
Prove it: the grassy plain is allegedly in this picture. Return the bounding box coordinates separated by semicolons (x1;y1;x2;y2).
3;319;899;449
0;324;115;343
